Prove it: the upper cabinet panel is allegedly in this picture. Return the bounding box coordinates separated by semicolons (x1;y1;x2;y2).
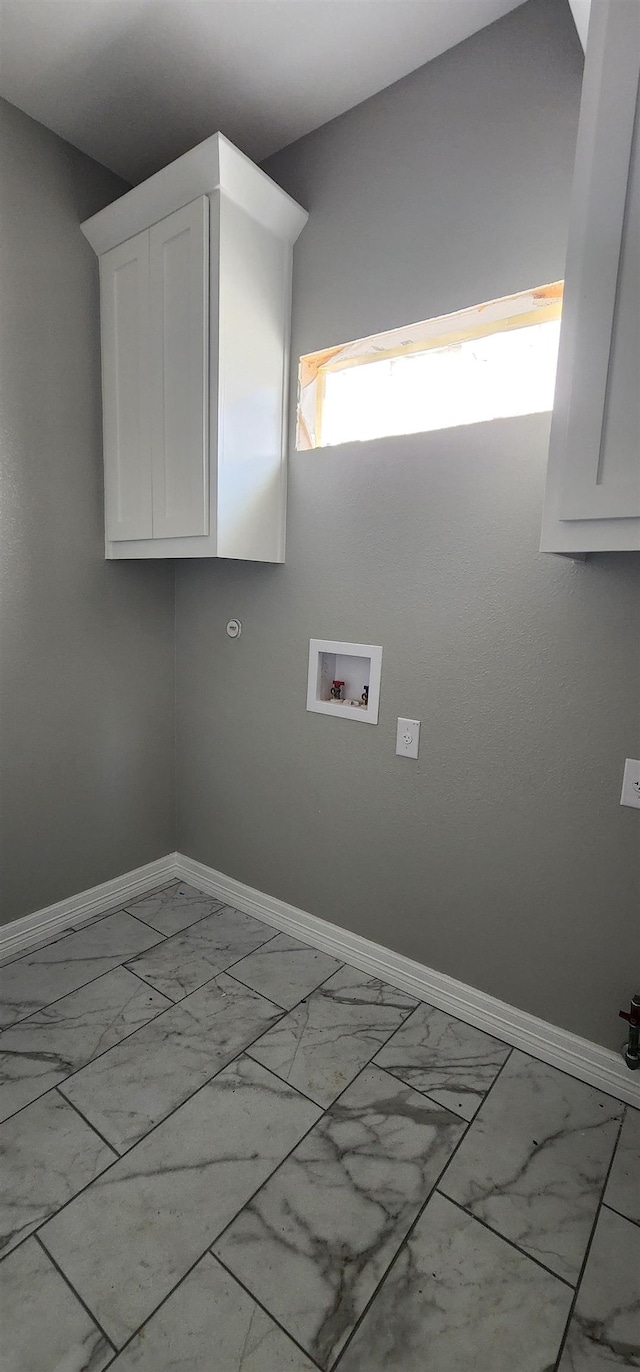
149;197;209;540
100;231;153;543
82;133;307;561
541;0;640;553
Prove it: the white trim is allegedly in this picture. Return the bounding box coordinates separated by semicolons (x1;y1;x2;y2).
1;851;637;1108
306;639;382;724
0;854;180;960
81;133;308;257
175;853;640;1109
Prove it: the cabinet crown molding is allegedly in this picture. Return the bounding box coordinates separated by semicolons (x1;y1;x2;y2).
81;131;308;255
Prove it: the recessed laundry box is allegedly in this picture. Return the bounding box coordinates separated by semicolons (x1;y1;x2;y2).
306;639;382;724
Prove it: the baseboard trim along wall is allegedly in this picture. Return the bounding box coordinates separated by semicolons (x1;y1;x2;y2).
0;854;179;961
2;850;638;1109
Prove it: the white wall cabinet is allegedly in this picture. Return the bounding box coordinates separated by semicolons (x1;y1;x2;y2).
541;0;640;554
82;134;307;560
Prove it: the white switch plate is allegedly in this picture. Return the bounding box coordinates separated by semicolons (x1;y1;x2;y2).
396;717;420;759
620;758;640;809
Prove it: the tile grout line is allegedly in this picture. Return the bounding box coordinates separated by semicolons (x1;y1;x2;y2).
373;1060;484;1123
50;1076;329;1366
121;960;184;1000
0;980;174;1131
97;1248;220;1371
82;958;422;1163
438;1190;576;1290
53;1086;121;1157
124;911;417;1020
225;955;349;1015
33;1231;117;1357
241;977;421;1113
0;1041;288;1273
199;1011;481;1368
205;1021;431;1264
0;928;80;968
221;953;345;1011
221;969;309;1014
0;893;178;967
10;1025;325;1265
1;908;323;1130
121;893;279;944
0;935;343;1134
213;1251;326;1372
0;926;169;1031
226;1050;324;1109
67;881;183;935
119;897;225;935
601;1199;640;1229
120;925;284;1006
551;1105;628;1372
330;1045;515;1370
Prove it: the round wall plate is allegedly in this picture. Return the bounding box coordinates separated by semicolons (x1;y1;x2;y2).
226;619;242;639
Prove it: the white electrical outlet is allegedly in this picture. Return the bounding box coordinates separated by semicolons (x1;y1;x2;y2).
396;717;420;759
620;758;640;809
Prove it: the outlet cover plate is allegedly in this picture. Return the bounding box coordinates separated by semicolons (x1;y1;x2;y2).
620;757;640;809
396;717;420;759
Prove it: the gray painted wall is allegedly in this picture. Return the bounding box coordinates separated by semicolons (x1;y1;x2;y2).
0;99;175;923
176;0;640;1052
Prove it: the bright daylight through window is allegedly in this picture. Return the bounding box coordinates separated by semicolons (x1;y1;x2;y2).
297;282;563;449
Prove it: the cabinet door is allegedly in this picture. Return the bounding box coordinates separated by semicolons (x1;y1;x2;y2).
100;231;152;541
149;197;209;538
553;1;640;521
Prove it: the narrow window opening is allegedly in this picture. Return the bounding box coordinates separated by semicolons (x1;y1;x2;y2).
297;282;563;450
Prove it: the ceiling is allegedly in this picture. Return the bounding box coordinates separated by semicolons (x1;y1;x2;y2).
0;0;587;187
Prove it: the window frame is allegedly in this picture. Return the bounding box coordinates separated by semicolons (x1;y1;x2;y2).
297;281;564;450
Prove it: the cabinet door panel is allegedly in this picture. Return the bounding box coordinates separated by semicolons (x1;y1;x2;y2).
553;1;640;521
149;197;209;538
100;232;152;541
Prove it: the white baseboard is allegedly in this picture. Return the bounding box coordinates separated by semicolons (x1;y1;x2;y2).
175;853;640;1109
0;853;180;960
2;849;638;1108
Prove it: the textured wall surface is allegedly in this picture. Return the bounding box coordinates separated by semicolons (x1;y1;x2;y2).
0;99;175;923
176;0;640;1051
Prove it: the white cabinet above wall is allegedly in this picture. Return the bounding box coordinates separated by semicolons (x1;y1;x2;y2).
82;133;308;561
541;0;640;555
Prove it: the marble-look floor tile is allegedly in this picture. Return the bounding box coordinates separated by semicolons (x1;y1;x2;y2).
0;1089;115;1256
109;1253;317;1371
374;1002;511;1119
0;911;163;1029
232;934;343;1010
339;1191;573;1372
247;964;417;1107
214;1063;465;1368
604;1106;640;1225
70;887;179;932
60;973;283;1152
559;1204;640;1369
124;881;223;935
41;1055;320;1347
0;1238;113;1372
0;966;170;1123
440;1051;623;1282
125;905;276;1001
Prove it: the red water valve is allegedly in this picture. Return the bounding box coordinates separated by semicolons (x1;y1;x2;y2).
619;994;640;1070
619;996;640;1027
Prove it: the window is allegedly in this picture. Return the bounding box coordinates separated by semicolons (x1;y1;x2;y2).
297;282;563;450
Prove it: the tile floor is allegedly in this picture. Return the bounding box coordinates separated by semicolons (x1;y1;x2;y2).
1;880;638;1371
